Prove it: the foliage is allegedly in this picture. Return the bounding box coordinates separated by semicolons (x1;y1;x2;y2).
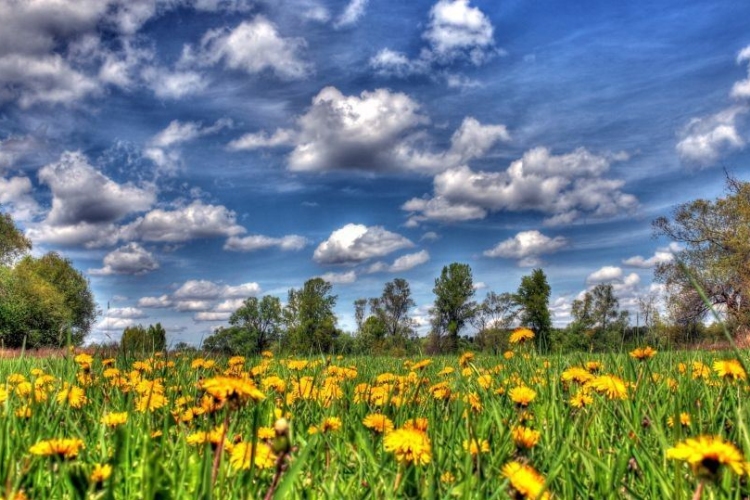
0;212;31;267
565;283;629;351
471;291;517;354
354;278;418;355
283;278;339;353
429;263;476;353
653;176;750;335
121;323;167;353
515;269;552;353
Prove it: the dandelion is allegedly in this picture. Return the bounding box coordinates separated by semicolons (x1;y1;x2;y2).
501;461;550;500
384;428;432;466
667;413;691;428
29;438;85;460
363;413;394;434
440;471;455;484
629;346;657;360
585;361;603;373
667;435;747;478
477;374;493;389
411;359;432;371
403;418;429;432
135;392;168;413
459;352;475;367
101;412;128;428
509;386;537;407
692;361;711;379
589;375;628;400
229;442;277;470
561;367;595;385
56;384;87;409
321;417;342;433
90;463;112;484
569;390;593;409
503;351;514;360
463;438;490;455
74;353;93;370
509;328;535;345
713;360;747;381
512;426;541;449
257;427;276;440
200;376;265;405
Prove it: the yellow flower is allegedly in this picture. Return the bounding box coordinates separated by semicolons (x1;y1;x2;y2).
629;346;657;360
438;367;455;377
261;350;274;358
403;418;429;432
56;384;87;409
459;352;475;367
321;417;342;433
135;392;168;413
411;359;432;371
569;390;593;408
261;376;287;394
74;353;93;370
512;426;541;449
509;327;535;345
90;463;112;483
29;438;85;459
384;428;432;465
713;360;747;381
101;412;128;428
462;438;490;455
200;376;265;404
589;375;628;400
501;461;550;500
666;435;747;477
464;392;483;412
257;426;276;440
503;351;514;360
585;361;602;373
477;374;493;389
440;471;455;484
691;361;711;379
229;442;277;470
363;413;394;433
509;386;537;407
561;367;594;385
667;412;691;428
228;356;245;367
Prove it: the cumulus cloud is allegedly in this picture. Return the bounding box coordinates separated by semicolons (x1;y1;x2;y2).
229;86;508;173
367;250;430;274
731;45;750;99
224;234;308;252
335;0;369;28
403;147;638;227
194;311;232;322
0;176;40;221
318;270;357;284
145;118;232;174
586;266;624;284
105;307;148;319
622;243;680;269
187;17;310;80
89;242;159;276
676;106;747;167
483;230;567;266
313;224;414;265
173;279;261;300
138;295;173;308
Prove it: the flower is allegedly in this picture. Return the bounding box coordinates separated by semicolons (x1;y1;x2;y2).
440;471;455;484
501;461;550;500
569;391;593;409
713;360;747;381
411;359;432;371
384;428;431;465
90;463;112;483
200;376;265;405
101;412;128;428
29;438;85;459
666;435;747;477
321;417;342;433
667;412;691;428
56;384;87;409
509;386;537;407
509;328;535;345
459;352;475;367
512;426;541;449
589;375;628;400
561;367;594;385
403;418;429;432
74;353;93;370
363;413;394;434
257;427;276;440
629;346;657;360
229;442;277;470
463;438;490;455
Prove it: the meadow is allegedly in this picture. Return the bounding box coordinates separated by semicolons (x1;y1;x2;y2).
0;333;748;499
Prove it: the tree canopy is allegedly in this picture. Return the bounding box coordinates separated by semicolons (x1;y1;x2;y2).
515;269;552;353
430;263;476;353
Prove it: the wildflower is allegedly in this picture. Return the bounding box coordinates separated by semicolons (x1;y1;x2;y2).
501;461;550;500
384;428;432;465
321;417;342;433
512;426;541;449
135;392;168;413
713;360;747;381
459;352;475;367
228;356;245;367
411;359;432;371
29;438;85;460
629;346;657;360
589;375;628;400
261;376;287;394
403;418;429;432
438;367;455;377
463;438;490;455
229;442;277;470
666;435;747;477
585;361;602;373
429;382;452;401
569;391;593;409
363;413;394;434
667;413;691;428
692;361;711;379
90;463;112;483
440;471;455;484
101;412;128;428
503;351;514;360
74;353;93;370
477;374;493;390
200;376;265;405
509;328;535;345
464;392;483;412
286;360;308;371
257;427;276;440
509;386;537;407
56;384;87;409
261;350;274;358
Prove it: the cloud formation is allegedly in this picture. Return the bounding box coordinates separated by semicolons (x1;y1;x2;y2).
89;242;159;276
483;230;567;266
224;234;308;252
367;250;430;274
314;224;414;265
622;243;680;269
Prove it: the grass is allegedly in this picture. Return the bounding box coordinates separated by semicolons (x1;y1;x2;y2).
0;345;748;499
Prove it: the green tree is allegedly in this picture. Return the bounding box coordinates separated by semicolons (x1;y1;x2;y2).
569;283;628;351
370;278;416;340
472;291;517;353
228;295;283;354
0;212;31;267
283;278;339;353
515;269;552;353
653;176;750;335
430;263;476;353
202;325;254;355
121;323;167;353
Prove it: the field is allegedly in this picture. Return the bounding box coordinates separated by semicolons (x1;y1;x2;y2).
0;341;748;499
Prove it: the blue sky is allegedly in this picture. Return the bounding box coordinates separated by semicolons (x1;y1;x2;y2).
1;0;749;346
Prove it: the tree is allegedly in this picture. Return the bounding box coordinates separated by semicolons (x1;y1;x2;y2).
653;176;750;335
515;269;552;353
369;278;416;340
472;291;517;353
0;212;31;267
202;325;255;355
284;278;339;353
569;284;628;351
430;263;476;353
228;295;282;354
121;323;167;353
353;298;367;335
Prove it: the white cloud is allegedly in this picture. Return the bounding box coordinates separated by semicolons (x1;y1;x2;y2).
175;300;213;312
191;17;310;80
224;234;308;252
0;176;40;221
141;67;208;99
313;223;414;265
138;295;173;308
319;270;357;284
123;200;245;243
676;106;747;166
105;307;148;319
96;317;136;332
586;266;623;284
483;230;567;266
173;279;261;301
731;45;750;99
150;118;232;148
229;86;508;173
622;243;680;269
89;242;159;276
423;0;496;65
368;250;430;274
194;311;232;322
334;0;369;28
403;147;638;226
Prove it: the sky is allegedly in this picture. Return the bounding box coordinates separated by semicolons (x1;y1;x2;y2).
1;0;749;346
